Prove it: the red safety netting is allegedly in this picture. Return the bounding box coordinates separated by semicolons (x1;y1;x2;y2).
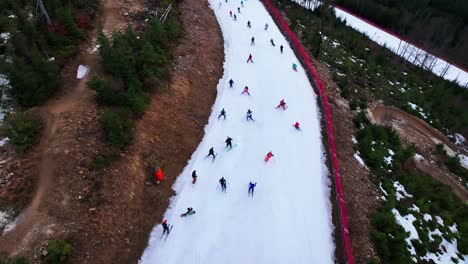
260;0;354;263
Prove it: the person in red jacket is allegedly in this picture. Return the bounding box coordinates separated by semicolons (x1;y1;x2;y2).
154;166;164;184
276;99;286;110
247;54;254;63
229;10;232;17
264;151;274;162
293;121;301;131
241;86;251;96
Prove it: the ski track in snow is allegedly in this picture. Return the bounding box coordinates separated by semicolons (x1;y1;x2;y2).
139;0;334;263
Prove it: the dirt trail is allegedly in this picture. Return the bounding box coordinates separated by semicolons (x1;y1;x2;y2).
369;103;468;202
0;0;124;256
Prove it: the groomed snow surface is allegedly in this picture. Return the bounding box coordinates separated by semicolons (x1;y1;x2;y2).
139;0;334;263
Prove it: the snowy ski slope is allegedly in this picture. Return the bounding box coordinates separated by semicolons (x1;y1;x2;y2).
139;0;335;263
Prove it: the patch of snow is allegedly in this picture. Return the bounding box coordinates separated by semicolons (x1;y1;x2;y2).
331;40;340;47
76;65;90;79
448;223;457;234
388;149;395;156
409;204;420;213
459;154;468;170
8;15;16;19
388;80;394;85
351;136;357;144
428;228;443;242
435;216;444;226
384;155;393;165
379;183;388;196
414;153;425;161
454;133;465;145
392;209;419;257
0;32;11;45
336;72;346;76
354;152;366;167
394;181;413;200
422;238;467;263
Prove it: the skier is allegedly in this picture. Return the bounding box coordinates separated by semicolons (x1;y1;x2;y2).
246;109;254;121
162;219;170;233
218;108;226;119
229;79;234;88
238;7;241;13
292;63;298;71
241;0;244;7
229;10;232;17
280;45;284;54
270;38;275;46
264;23;269;30
234;14;237;21
247;20;251;28
264;151;274;162
251;37;255;46
248;182;257;197
219;177;227;192
206;147;216;160
246;53;254;63
276;99;287;110
181;207;196;217
241;86;250;96
192;170;198;184
225;136;233;149
293;121;301;131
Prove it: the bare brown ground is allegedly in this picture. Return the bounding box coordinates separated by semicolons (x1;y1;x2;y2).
370;103;468;202
2;0;223;263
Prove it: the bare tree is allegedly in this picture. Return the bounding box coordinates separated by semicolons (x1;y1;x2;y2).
37;0;51;25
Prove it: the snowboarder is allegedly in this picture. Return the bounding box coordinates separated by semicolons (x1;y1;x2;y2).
248;182;257;197
292;63;298;71
181;207;196;217
218;108;226;120
251;37;255;46
238;7;241;13
229;79;234;88
276;99;287;110
192;170;198;184
229;10;232;17
162;219;170;233
270;38;275;46
293;121;301;131
219;177;227;192
225;136;233;149
264;151;274;162
234;14;237;21
241;86;250;96
247;20;251;28
246;109;254;121
247;54;254;63
280;45;284;54
264;23;269;30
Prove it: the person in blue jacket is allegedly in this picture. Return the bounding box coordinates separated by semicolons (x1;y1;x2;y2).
248;182;257;197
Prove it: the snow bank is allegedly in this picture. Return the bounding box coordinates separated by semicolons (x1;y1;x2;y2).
392;209;418;257
139;0;334;263
76;65;90;79
394;181;413;200
333;7;468;87
354;152;366;167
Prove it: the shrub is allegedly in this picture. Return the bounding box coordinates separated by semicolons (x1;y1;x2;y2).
353;111;370;128
8;49;60;107
87;77;122;106
101;111;132;149
46;240;71;264
1;112;43;152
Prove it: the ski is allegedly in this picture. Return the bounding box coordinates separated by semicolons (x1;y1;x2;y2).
164;225;173;241
225;144;238;152
292;125;302;131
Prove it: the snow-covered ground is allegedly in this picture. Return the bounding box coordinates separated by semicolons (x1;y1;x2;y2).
334;7;468;87
288;0;468;87
139;0;334;263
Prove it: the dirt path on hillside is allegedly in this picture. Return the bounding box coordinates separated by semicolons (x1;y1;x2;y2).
63;0;224;262
369;103;468;202
0;0;124;256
